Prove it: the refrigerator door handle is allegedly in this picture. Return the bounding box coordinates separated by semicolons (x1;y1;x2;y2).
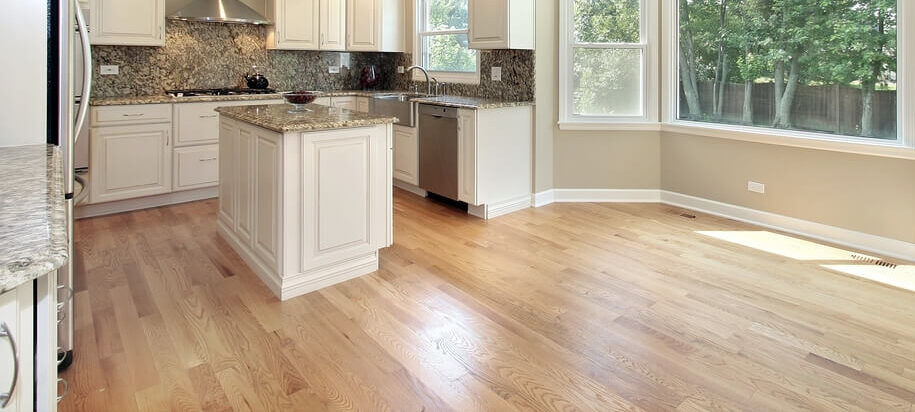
74;1;91;139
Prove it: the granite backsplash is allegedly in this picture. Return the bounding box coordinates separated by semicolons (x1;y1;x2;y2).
92;20;534;102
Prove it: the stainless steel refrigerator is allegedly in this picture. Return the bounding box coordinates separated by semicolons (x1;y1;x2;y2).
50;0;92;370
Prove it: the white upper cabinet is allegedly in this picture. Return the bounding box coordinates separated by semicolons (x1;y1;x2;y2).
89;0;165;46
267;0;346;50
346;0;405;52
468;0;534;50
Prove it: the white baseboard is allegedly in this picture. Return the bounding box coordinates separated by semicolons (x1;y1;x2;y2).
75;187;218;219
531;188;915;261
468;195;533;220
393;179;428;197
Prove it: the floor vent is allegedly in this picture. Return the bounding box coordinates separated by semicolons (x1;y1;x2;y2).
679;213;697;219
852;254;897;269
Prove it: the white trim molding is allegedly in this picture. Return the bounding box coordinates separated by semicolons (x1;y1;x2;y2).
75;186;218;219
468;195;533;220
532;188;915;262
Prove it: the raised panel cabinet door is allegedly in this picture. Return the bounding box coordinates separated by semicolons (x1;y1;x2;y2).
320;0;347;50
236;128;255;246
346;0;378;51
457;109;478;205
90;123;172;204
392;126;418;185
0;284;35;412
218;120;237;227
468;0;508;49
301;127;387;270
275;0;320;49
173;145;219;191
90;0;165;46
253;130;281;271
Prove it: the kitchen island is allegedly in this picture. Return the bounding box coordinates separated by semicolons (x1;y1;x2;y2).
215;103;396;300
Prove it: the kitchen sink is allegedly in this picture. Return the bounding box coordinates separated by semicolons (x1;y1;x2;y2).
370;93;427;127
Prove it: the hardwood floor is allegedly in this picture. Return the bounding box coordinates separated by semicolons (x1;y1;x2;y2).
60;189;915;411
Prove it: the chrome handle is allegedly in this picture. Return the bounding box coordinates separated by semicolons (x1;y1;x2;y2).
0;323;19;408
57;378;69;403
74;1;92;139
198;158;217;162
122;113;145;117
57;310;67;324
74;174;90;205
166;130;170;146
199;114;218;119
56;284;74;312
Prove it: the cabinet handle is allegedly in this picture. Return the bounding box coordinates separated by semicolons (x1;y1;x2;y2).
198;157;217;162
0;322;19;408
199;114;218;119
122;113;145;117
57;310;67;324
57;378;69;403
56;284;74;312
166;131;170;146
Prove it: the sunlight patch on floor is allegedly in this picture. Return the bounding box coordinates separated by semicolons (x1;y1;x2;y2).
821;265;915;293
696;230;876;261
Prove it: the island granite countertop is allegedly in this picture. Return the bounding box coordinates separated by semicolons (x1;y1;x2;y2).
410;95;534;110
0;145;69;292
216;103;398;133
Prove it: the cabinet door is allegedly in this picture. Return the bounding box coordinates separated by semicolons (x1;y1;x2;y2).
218;120;237;227
356;97;371;113
90;123;172;204
89;0;165;46
174;102;221;146
468;0;507;49
457;109;478;205
392;125;418;185
0;283;35;412
320;0;347;50
346;0;378;51
174;144;219;191
273;0;320;50
332;97;356;111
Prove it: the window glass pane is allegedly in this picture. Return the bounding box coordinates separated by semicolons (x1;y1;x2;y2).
424;34;477;73
573;48;642;116
573;0;641;43
425;0;468;31
677;0;897;140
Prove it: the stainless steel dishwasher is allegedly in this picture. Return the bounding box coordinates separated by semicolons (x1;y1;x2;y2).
418;104;459;201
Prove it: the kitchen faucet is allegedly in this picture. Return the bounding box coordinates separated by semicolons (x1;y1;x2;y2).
406;65;433;95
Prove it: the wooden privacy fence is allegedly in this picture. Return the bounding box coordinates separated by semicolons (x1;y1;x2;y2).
679;81;897;139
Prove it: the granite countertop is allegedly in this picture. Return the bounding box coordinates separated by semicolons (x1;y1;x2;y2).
410;95;534;110
216;103;398;133
90;93;285;106
0;145;69;292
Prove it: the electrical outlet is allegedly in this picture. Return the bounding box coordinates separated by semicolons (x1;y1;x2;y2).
100;65;119;75
328;66;340;74
491;66;502;82
747;181;766;194
397;66;405;74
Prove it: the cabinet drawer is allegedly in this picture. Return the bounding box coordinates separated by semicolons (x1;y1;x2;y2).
91;104;172;126
174;144;219;190
174;102;221;146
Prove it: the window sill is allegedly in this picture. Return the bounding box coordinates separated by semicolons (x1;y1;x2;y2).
412;71;480;85
663;121;915;160
558;121;661;131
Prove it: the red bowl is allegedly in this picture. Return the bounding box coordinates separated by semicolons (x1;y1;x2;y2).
283;91;319;105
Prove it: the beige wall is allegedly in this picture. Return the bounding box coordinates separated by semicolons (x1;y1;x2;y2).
555;131;661;189
533;0;556;192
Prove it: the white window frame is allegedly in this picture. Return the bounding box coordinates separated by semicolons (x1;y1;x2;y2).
559;0;659;129
414;0;480;84
660;0;915;157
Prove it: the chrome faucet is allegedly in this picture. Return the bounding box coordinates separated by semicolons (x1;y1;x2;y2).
406;65;432;95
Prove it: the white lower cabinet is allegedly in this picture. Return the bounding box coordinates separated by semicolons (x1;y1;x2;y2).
392;125;418;185
0;283;34;412
89;122;172;204
173;144;219;190
356;97;371;113
331;96;356;111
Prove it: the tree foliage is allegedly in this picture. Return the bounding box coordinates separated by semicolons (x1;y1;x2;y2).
424;0;476;73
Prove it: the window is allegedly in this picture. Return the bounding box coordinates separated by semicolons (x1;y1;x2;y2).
676;0;899;142
560;0;657;125
415;0;478;83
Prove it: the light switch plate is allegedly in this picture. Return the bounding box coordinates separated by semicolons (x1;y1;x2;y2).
329;66;340;74
747;181;766;194
397;66;405;74
491;66;502;81
100;65;119;75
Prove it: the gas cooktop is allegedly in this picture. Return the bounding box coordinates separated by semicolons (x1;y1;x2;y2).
165;88;278;97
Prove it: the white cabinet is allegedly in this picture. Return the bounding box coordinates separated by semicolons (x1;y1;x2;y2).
356;97;371;113
331;96;356;110
314;97;332;106
0;283;34;412
218;119;238;226
174;144;219;191
90;122;172;204
468;0;534;50
457;109;477;205
173;100;282;147
267;0;346;50
89;0;165;46
393;125;418;185
346;0;405;52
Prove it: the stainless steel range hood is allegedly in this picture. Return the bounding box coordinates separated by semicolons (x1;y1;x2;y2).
169;0;271;25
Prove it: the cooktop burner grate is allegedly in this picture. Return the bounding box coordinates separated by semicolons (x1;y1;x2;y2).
165;88;278;97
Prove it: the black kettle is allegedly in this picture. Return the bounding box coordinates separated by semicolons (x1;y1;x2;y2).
245;66;269;89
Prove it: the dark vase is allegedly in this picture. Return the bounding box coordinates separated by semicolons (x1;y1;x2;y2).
360;65;380;90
